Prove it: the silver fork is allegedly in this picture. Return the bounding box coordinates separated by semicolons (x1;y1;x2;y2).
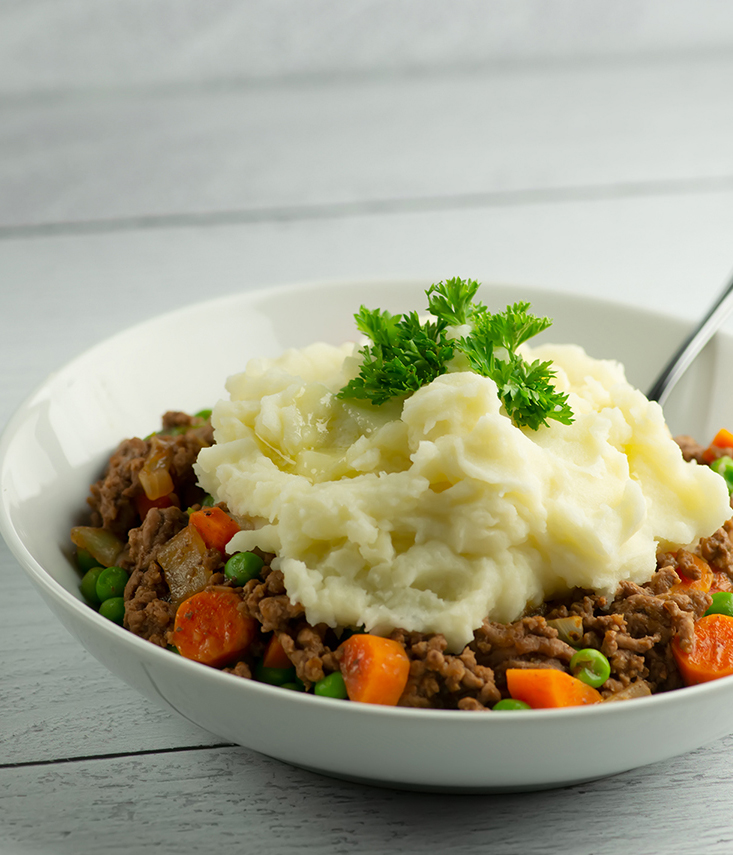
647;273;733;406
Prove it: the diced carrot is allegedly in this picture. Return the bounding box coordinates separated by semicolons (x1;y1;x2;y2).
671;554;714;594
135;492;174;519
702;428;733;463
263;634;292;670
672;613;733;685
189;506;240;554
506;668;602;708
173;589;257;668
337;634;410;705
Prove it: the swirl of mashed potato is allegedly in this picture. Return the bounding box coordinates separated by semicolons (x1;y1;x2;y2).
194;340;730;652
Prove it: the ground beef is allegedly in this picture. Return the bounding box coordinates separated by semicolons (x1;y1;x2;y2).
88;437;150;536
75;417;733;710
241;567;305;632
700;519;733;582
238;566;342;687
87;411;212;537
536;566;711;696
121;505;189;573
472;615;577;692
390;629;502;710
224;661;253;679
120;506;190;645
124;563;176;647
279;624;340;687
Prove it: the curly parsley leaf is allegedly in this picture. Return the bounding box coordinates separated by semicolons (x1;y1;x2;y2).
339;309;454;406
425;277;485;326
338;279;574;429
455;304;574;430
353;306;402;347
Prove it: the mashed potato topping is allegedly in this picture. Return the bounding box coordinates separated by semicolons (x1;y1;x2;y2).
195;339;730;651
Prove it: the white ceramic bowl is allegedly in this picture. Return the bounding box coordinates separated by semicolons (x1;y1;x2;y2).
2;278;733;793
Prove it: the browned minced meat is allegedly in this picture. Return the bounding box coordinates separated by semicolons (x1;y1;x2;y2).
472;615;577;694
88;411;213;537
76;419;733;709
241;566;304;632
124;563;176;647
700;519;733;588
538;560;711;697
390;629;502;711
122;505;190;573
121;505;224;647
88;436;149;537
112;506;732;704
238;566;341;687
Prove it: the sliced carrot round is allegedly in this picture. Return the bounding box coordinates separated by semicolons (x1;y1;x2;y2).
672;613;733;686
173;589;257;668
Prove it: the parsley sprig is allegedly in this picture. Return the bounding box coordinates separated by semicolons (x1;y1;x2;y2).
338;277;574;430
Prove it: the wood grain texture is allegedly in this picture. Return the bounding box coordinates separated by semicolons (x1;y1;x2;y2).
1;56;733;230
2;0;733;96
3;739;733;855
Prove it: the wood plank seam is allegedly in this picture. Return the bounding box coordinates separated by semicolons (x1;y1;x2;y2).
2;173;733;241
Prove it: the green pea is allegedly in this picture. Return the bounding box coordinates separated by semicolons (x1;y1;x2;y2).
705;591;733;618
99;597;125;625
493;699;532;711
95;565;130;602
167;644;181;655
569;648;611;688
711;455;733;495
201;494;216;508
224;552;264;586
76;548;100;574
194;409;212;421
281;681;306;692
254;661;296;686
80;566;104;607
314;671;348;699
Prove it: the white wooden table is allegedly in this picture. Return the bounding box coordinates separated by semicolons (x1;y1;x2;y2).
3;6;733;853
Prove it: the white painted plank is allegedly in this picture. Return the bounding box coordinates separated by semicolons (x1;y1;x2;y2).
3;739;733;855
1;56;733;228
2;1;733;95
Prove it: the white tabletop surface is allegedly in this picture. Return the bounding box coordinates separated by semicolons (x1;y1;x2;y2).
4;5;733;854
